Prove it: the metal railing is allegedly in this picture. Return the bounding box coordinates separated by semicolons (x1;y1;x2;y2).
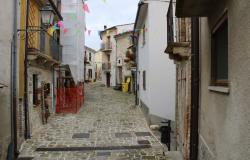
167;1;191;44
102;62;111;71
100;42;112;51
27;26;62;62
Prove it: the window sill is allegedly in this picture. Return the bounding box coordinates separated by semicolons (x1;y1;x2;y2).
208;86;230;94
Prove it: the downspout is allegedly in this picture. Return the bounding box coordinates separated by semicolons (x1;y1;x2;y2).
190;17;199;160
115;38;118;86
10;0;19;158
24;0;31;139
133;35;139;105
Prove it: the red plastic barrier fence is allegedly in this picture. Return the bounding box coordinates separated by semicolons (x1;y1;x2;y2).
56;84;84;113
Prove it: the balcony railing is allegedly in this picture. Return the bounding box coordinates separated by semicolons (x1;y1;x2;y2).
102;62;111;71
27;26;62;62
100;42;112;51
167;1;191;44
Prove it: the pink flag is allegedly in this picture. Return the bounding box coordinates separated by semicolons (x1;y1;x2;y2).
83;4;90;13
58;21;64;28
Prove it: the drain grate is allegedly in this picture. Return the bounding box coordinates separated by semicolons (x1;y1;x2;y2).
36;145;151;152
17;157;34;160
72;133;90;139
96;151;111;156
115;132;132;138
141;155;156;160
135;132;152;137
138;140;151;145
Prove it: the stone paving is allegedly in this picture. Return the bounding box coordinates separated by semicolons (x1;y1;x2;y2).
18;83;170;160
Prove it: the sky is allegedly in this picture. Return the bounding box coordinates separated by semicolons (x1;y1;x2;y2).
85;0;140;50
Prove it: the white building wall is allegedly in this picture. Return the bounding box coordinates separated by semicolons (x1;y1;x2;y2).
0;0;14;158
61;0;85;83
148;2;176;121
138;13;150;108
85;47;96;81
137;1;176;121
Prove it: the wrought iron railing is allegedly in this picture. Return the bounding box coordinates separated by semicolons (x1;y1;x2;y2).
100;42;112;51
27;26;62;62
167;0;191;44
102;62;111;71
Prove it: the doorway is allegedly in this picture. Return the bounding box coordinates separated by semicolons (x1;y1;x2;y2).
106;72;111;87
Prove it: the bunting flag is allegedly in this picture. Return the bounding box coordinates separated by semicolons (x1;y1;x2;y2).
88;30;91;36
52;25;59;30
47;27;55;36
76;28;81;34
69;13;77;20
63;28;69;34
83;3;90;13
58;21;64;28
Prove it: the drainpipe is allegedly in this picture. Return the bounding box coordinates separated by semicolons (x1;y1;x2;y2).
133;35;139;105
115;38;118;86
24;0;31;139
189;17;199;160
9;0;19;158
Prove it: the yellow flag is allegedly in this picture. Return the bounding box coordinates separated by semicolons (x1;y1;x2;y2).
140;29;144;35
47;27;55;36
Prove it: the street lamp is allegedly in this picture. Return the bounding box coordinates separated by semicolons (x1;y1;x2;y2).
40;4;55;27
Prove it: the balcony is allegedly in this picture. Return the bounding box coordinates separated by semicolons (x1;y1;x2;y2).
100;42;112;53
176;0;214;17
102;62;111;71
27;26;62;66
165;1;191;61
84;56;90;64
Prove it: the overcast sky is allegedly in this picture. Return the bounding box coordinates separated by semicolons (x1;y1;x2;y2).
85;0;140;50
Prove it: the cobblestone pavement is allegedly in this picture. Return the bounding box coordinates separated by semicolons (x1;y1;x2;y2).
18;83;170;160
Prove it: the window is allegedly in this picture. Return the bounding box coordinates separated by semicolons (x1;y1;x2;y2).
143;71;146;90
33;74;38;105
89;52;92;61
211;14;228;86
88;69;92;79
142;25;146;45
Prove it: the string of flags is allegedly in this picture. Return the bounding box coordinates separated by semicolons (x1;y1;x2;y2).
47;0;147;37
48;20;148;37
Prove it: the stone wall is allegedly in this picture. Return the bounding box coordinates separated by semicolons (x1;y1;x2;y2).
175;58;191;160
28;67;53;135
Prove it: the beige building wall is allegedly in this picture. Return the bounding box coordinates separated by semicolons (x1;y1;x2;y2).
95;51;103;81
198;0;250;159
115;32;133;84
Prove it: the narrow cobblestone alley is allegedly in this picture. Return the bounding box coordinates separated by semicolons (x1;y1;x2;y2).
18;83;168;160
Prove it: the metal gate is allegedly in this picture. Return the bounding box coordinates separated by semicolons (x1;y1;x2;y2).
56;83;84;113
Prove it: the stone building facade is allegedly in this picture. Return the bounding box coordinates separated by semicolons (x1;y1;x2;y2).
18;0;63;141
165;2;192;157
175;0;250;159
84;46;96;82
114;31;133;85
100;24;134;87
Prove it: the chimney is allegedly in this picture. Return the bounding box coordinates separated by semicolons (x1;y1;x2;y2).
104;25;107;30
